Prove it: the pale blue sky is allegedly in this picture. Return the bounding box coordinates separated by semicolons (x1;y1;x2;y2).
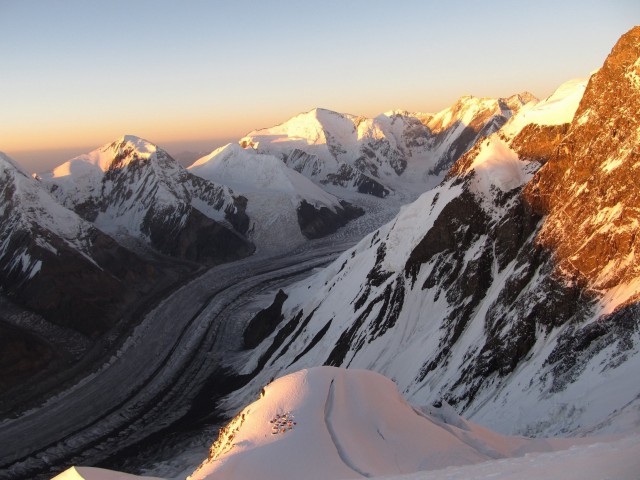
1;0;638;171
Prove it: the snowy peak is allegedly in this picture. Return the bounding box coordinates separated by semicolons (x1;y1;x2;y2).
43;136;254;263
500;78;588;142
51;135;158;179
104;135;158;166
242;108;357;149
193;367;562;480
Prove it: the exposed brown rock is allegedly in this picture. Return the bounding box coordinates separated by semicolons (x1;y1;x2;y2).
524;26;640;296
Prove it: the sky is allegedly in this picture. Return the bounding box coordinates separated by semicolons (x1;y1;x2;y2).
1;0;638;172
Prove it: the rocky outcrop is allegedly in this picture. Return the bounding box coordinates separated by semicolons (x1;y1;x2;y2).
296;200;364;239
509;123;570;164
524;26;640;296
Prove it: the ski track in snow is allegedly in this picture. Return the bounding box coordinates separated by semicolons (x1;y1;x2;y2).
323;379;371;478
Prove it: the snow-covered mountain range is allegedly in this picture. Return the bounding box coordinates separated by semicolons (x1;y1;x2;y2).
2;25;639;480
222;27;640;440
239;95;535;199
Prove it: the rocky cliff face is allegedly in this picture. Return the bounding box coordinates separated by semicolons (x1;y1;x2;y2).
524;26;640;299
229;28;640;437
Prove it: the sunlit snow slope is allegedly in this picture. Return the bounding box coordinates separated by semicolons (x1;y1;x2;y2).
51;369;640;480
191;367;594;480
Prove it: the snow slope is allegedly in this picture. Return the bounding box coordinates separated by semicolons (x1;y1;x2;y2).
188;143;358;251
52;433;640;480
48;368;640;480
191;367;598;480
52;467;163;480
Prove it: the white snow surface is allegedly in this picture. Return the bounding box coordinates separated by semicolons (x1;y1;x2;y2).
54;368;640;480
190;367;604;480
501;77;588;139
189;143;339;207
466;137;534;199
52;466;163;480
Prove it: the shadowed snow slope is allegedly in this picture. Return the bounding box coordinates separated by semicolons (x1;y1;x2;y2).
190;367;590;480
0;151;158;338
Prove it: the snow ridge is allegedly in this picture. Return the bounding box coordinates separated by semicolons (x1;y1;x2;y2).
239;95;536;200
